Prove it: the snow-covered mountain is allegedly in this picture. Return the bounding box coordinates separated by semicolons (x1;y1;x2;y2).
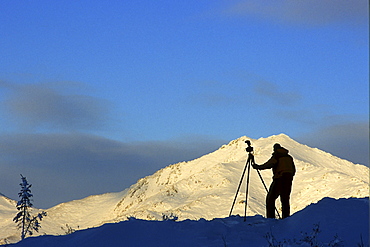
1;134;369;244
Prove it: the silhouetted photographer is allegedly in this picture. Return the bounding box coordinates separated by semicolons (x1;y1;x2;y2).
252;143;296;219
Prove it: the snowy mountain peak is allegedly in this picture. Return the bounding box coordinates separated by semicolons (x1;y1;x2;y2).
110;134;368;222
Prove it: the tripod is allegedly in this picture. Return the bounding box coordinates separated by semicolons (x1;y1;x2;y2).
229;140;281;221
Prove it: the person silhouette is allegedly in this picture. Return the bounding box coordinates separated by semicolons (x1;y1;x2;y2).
252;143;296;219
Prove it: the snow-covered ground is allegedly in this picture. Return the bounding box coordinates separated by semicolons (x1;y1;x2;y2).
1;134;369;245
7;197;370;247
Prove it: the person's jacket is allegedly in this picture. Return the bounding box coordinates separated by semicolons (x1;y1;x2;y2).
256;147;296;179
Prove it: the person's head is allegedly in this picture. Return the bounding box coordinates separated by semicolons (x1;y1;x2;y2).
273;143;281;151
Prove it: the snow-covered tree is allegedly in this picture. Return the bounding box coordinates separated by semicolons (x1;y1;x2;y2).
13;174;47;240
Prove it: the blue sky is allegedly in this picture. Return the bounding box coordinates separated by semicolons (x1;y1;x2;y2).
0;1;368;208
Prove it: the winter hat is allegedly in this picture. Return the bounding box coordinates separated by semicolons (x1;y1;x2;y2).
273;143;281;150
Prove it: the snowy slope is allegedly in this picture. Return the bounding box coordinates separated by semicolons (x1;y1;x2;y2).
1;134;369;244
7;197;370;247
0;194;19;244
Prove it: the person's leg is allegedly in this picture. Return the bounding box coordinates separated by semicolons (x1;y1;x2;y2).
266;179;280;218
280;173;293;218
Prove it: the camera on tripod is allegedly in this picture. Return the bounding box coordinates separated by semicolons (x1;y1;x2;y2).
245;140;253;153
230;139;280;220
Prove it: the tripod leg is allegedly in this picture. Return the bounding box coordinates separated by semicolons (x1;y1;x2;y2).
255;169;281;219
229;159;249;217
244;159;251;222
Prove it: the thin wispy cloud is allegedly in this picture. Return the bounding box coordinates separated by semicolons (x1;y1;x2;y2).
1;82;110;132
220;0;368;27
254;80;302;106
